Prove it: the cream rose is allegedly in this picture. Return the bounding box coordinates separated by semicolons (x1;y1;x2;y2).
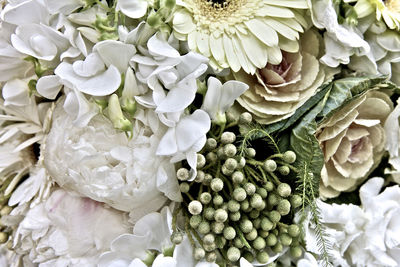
316;90;393;198
235;30;336;124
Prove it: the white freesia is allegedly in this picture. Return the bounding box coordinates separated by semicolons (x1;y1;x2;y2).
157;109;211;181
44;100;181;216
384;96;400;183
201;77;248;124
5;188;130;267
305;178;400;267
132;32;208;127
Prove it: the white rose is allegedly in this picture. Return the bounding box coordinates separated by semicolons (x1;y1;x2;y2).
44;100;181;216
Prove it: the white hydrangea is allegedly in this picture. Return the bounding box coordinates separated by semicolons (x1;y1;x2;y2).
44;99;181;218
304;178;400;267
4;188;130;267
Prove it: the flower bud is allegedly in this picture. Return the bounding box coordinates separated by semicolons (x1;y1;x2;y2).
228;200;241;212
147;10;163;28
206;152;218;163
198;221;211;235
283;150;296;163
267;193;280;206
223;226;236;240
245;228;258;241
261;217;274;231
253;236;266;250
263;159;277;172
213;194;224;206
288;224;300;237
249;210;260;219
227;247;241;262
194;247;205;260
239;112;252;124
259;230;269;238
204;207;215;220
170;231;183;244
179;182;190;193
277;199;291;216
195;170;205;183
160;0;175;9
232;171;244;184
190;215;202;228
0;233;8;244
177;168;189;181
264;181;274;192
233;187;247;202
197;154;206;168
256;251;269;264
229;211;241;221
225;158;238;170
253;218;261;229
240;199;250;210
188;200;202;215
234;237;244;248
290;195;302;209
205;138;217;150
108;94;133;132
206;251;217;262
224;144;237;157
204;233;215;245
221;164;234;176
277;183;291;198
204;242;216;252
280;233;292;246
214;209;228;223
211;221;225;234
221;131;236;144
210;178;223;192
204;173;213;185
272;242;283;253
244;183;256;195
200;192;212;205
278;166;290;176
240;219;253;233
266;233;277;246
217;147;226;159
245;147;256;158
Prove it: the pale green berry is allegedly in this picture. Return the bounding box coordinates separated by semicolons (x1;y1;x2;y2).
267;193;280;207
259;229;269;238
234;237;244;248
223;226;236;240
221;132;236;144
215;236;226;248
214;209;228;223
228;200;241;212
170;232;183;244
225;158;238;170
238;157;246;169
177;168;189;181
213;195;224;206
197;154;206;168
272;242;283;253
261;217;274;231
244;183;256;195
239;112;252;124
250;194;263;209
290;195;302;209
245;228;258;241
204;174;213;185
250;210;260;220
277;199;291;216
266;233;277;246
240;219;253;233
195;170;205;183
190;215;202;228
194;247;205;260
204;207;215;220
206;152;217;164
229;211;241;221
206;252;217;262
290;246;303;258
232;171;244;184
205;138;217;150
211;222;224;234
211;178;224;192
264;181;274;192
268;210;281;223
217;147;225;159
233;187;247;202
203;233;215;245
222;165;234;176
257;187;268;198
253;236;266;250
280;233;292;246
179;182;190;193
288;224;300;237
283;151;296;163
263;160;277;172
188;200;202;215
278;166;290;176
200;192;212;205
257;251;269;264
198;221;210;234
245;147;256;158
240;199;250;210
227;247;241;262
224;144;237;157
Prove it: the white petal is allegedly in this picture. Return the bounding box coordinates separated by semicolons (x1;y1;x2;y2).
36;75;62;99
117;0;148;18
157;128;178;156
94;40;136;72
176;110;211;152
78;65;122;96
72;53;105;77
244;19;279;47
148;33;180;58
2;79;29;106
219;80;249;113
201;77;222;119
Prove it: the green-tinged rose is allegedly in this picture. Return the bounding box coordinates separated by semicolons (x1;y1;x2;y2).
316;90;393;199
235;30;337;124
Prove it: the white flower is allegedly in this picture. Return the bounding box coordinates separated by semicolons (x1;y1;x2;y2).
132;32;208;127
304;178;400;267
2;78;31;106
201;77;248;124
44;99;181;216
310;0;370;68
117;0;148;19
385;96;400;183
156;109;211;180
6;188;130;267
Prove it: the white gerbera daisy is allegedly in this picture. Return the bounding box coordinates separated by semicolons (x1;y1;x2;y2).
355;0;400;30
172;0;309;74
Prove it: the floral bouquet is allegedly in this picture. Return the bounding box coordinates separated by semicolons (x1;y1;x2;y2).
1;0;400;266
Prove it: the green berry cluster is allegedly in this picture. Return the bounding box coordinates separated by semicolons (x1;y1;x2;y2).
173;112;304;264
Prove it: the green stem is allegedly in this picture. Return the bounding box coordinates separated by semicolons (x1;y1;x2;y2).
172;206;182;232
234;226;251;249
185;218;196;247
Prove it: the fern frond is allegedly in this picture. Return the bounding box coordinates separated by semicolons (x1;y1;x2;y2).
237;123;280;156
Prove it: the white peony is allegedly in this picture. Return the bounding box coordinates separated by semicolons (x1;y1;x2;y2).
5;188;130;267
44;99;181;218
305;177;400;267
